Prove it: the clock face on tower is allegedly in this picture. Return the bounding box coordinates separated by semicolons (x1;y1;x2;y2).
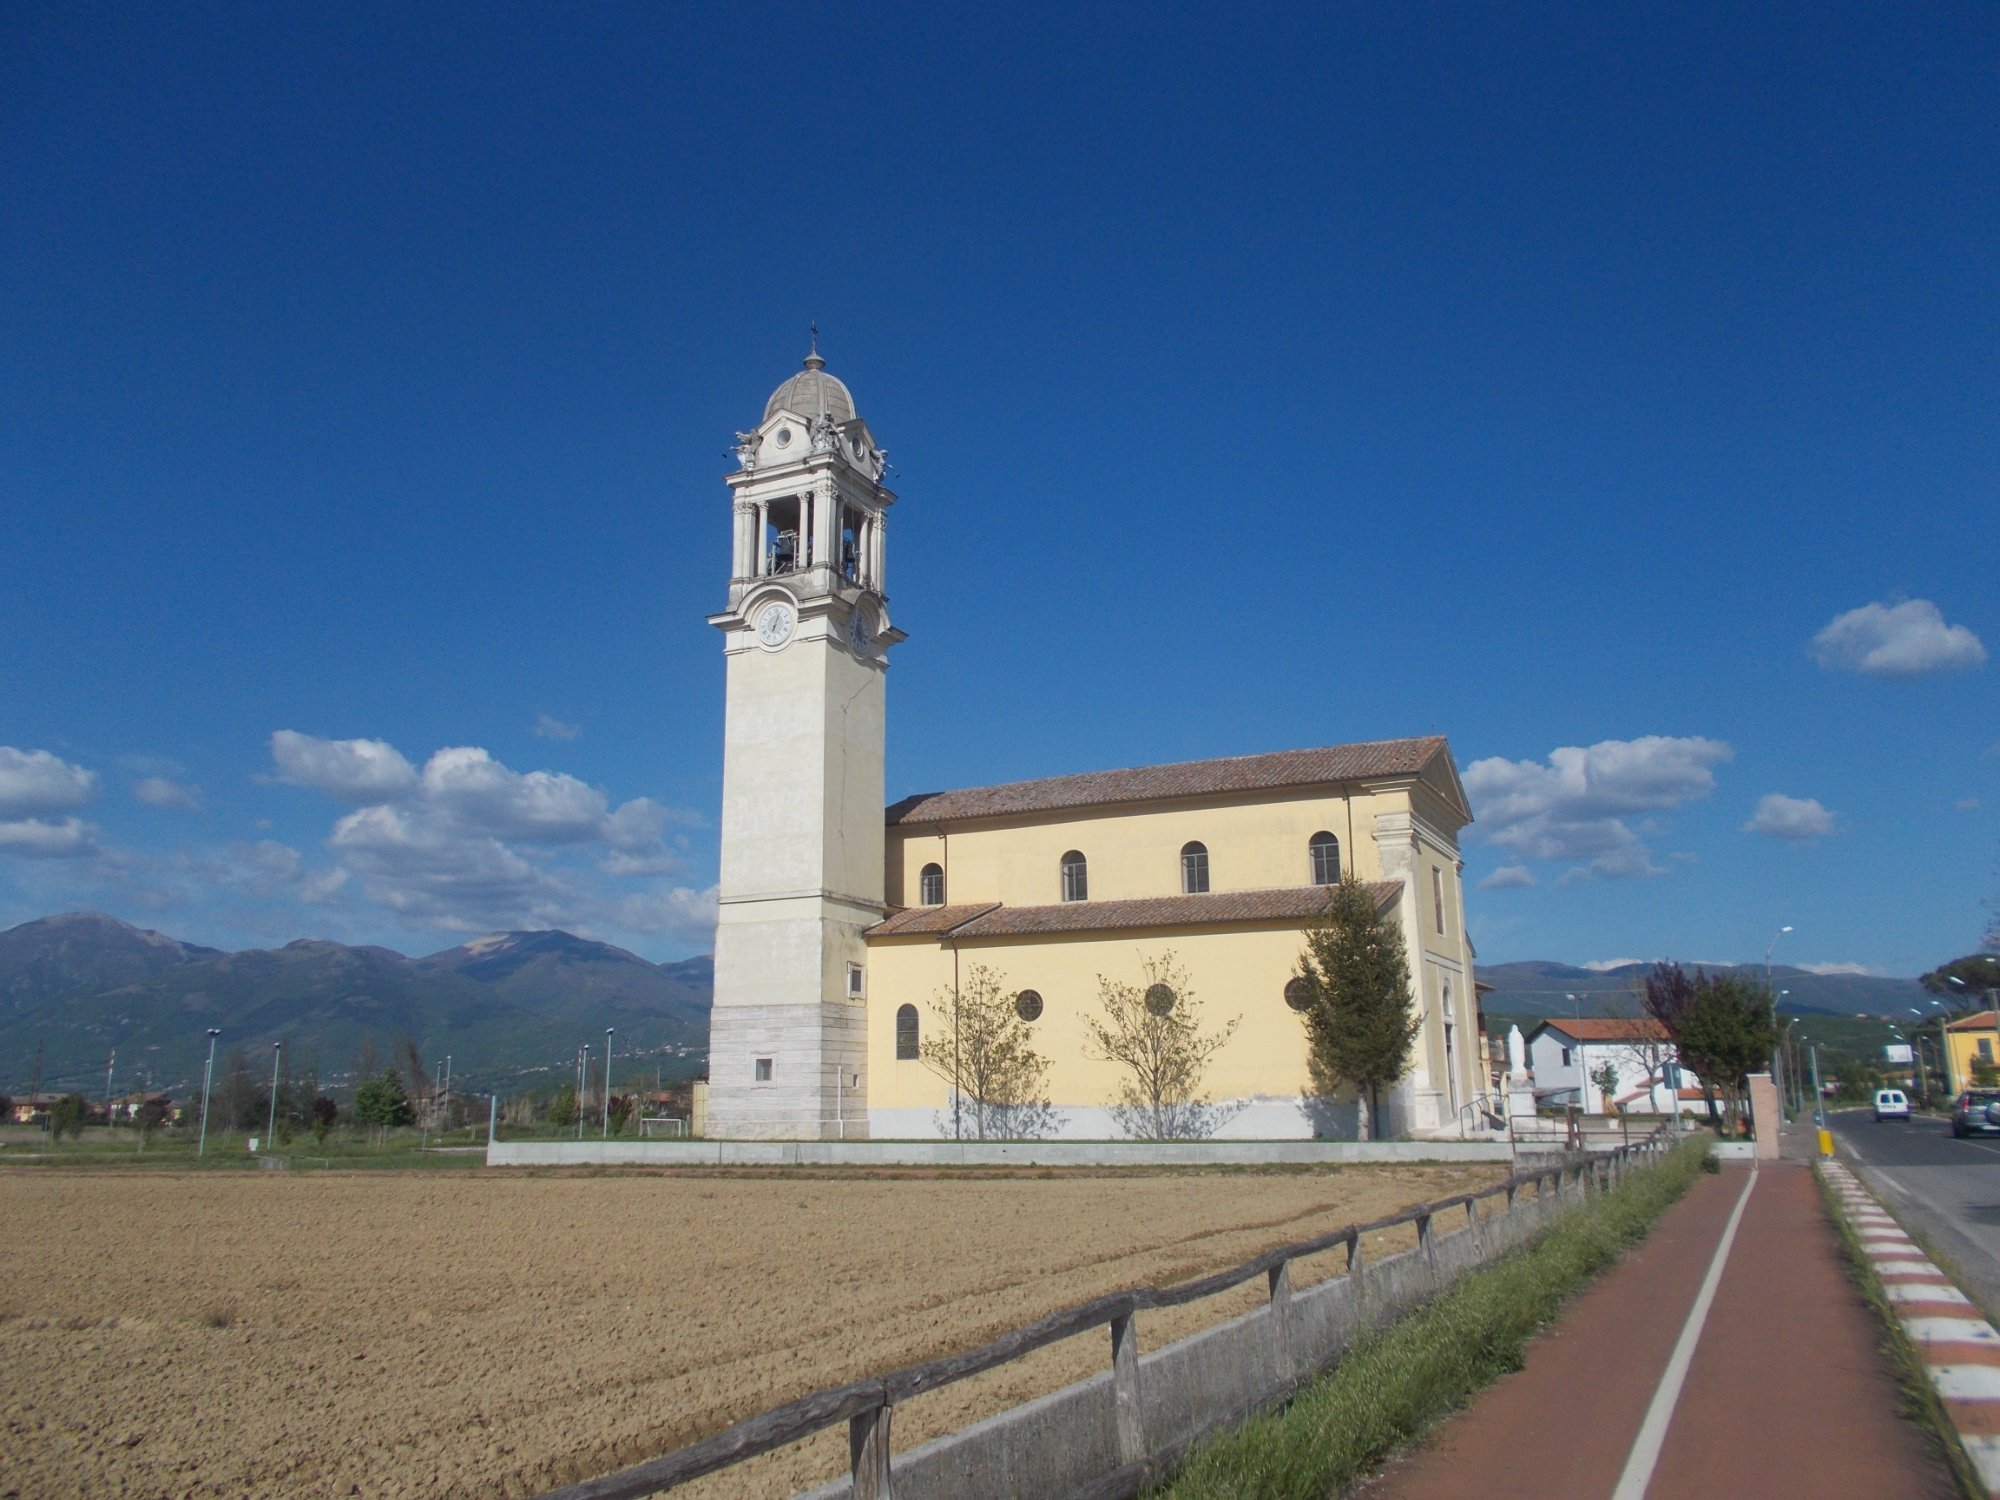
849;608;871;654
754;601;794;649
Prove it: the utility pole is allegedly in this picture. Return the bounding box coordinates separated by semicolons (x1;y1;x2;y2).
105;1048;117;1130
265;1042;282;1148
31;1039;43;1133
197;1028;222;1156
602;1027;614;1139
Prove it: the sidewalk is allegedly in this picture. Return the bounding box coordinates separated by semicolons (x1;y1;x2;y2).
1356;1161;1959;1500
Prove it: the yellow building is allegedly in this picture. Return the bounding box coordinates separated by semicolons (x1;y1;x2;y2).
1944;1010;2000;1096
862;738;1484;1139
704;349;1484;1141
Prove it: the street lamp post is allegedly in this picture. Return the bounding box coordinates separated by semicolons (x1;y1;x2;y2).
265;1041;282;1148
602;1027;615;1139
576;1044;589;1141
197;1028;222;1157
1765;924;1793;1119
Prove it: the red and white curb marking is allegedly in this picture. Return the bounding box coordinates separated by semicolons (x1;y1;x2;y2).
1821;1157;2000;1493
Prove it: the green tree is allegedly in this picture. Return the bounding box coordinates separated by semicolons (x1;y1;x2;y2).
48;1093;88;1142
1084;952;1241;1140
921;963;1059;1140
353;1070;414;1130
1645;963;1777;1132
546;1082;578;1129
1590;1061;1622;1114
1291;877;1420;1141
308;1095;338;1143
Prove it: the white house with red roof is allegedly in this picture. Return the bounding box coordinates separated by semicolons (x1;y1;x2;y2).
1525;1017;1702;1115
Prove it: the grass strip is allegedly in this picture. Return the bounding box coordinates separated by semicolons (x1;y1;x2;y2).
1155;1139;1708;1500
1815;1168;1989;1500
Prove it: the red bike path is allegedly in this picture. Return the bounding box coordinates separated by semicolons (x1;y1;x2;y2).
1357;1161;1959;1500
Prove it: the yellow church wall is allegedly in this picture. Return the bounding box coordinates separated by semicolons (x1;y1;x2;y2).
864;922;1327;1120
886;784;1409;910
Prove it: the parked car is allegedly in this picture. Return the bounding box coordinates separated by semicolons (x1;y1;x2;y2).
1951;1089;2000;1138
1872;1088;1911;1122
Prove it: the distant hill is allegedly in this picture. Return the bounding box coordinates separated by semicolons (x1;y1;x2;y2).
1477;959;1927;1022
0;913;711;1098
0;911;222;1011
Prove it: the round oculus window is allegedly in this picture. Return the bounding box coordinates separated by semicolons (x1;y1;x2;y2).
1284;977;1313;1012
1014;989;1044;1023
1144;982;1177;1016
774;426;793;447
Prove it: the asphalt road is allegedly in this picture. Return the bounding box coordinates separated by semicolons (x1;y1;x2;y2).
1827;1106;2000;1319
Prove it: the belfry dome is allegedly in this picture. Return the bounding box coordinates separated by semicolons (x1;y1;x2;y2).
763;351;857;424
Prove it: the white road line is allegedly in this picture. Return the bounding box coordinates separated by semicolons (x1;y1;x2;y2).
1901;1316;2000;1346
1887;1282;1974;1306
1610;1167;1757;1500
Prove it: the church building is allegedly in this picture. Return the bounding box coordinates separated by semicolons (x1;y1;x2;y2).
704;351;1482;1142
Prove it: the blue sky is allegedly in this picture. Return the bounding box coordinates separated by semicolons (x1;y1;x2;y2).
2;4;1994;974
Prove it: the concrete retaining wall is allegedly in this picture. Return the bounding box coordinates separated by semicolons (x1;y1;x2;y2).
794;1174;1575;1500
484;1137;1514;1168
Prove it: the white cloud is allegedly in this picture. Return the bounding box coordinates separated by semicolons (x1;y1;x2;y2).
421;746;611;842
0;747;98;818
532;714;581;741
1811;598;1986;677
134;775;203;811
1797;962;1880;977
1744;793;1837;841
259;730;705;943
1956;797;1980;812
1580;958;1653;971
270;731;419;802
1463;736;1733;880
0;816;99;858
1478;865;1535;890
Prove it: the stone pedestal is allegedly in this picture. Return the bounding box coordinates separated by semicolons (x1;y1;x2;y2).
1748;1071;1780;1161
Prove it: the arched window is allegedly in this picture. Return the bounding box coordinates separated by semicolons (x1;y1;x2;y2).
1180;841;1209;894
919;862;944;905
1309;831;1341;885
895;1004;919;1060
1060;850;1088;902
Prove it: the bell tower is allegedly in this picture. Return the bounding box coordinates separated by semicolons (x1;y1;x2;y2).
704;347;903;1139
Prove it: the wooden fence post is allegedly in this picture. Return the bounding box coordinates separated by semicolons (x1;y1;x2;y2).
1110;1311;1145;1467
849;1403;892;1500
1465;1197;1483;1255
1416;1211;1435;1271
1267;1261;1293;1381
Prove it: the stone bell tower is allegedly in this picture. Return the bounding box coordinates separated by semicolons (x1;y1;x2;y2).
704;346;903;1139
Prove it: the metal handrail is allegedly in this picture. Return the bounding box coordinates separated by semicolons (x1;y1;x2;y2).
541;1126;1674;1500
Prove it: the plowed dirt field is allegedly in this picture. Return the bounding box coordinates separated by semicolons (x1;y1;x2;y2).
0;1164;1505;1498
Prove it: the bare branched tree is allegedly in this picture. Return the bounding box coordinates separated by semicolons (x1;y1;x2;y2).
921;963;1061;1140
1084;952;1241;1141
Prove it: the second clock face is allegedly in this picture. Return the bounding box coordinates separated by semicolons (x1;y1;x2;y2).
849;609;871;652
755;601;794;648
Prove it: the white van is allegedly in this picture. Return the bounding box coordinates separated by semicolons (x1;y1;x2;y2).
1873;1088;1911;1122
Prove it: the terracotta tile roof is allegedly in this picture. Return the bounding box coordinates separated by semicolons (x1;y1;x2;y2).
865;902;1000;938
866;882;1400;941
884;737;1450;827
1536;1018;1671;1043
1945;1010;2000;1031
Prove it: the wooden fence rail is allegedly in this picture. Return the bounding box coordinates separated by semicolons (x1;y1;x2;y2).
544;1129;1673;1500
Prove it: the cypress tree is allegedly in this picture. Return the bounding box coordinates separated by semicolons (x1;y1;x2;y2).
1294;875;1420;1140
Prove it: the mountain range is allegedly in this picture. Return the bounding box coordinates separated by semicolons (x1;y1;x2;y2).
1475;959;1929;1023
3;912;1939;1101
0;912;710;1098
